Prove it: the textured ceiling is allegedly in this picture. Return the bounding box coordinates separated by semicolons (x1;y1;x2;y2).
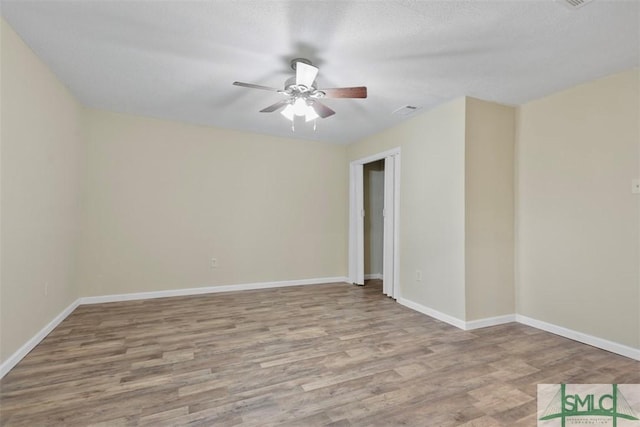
2;0;639;144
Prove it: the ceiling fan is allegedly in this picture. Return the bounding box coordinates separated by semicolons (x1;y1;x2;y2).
233;58;367;123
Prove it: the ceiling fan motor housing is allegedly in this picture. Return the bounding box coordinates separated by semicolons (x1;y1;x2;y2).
283;76;322;96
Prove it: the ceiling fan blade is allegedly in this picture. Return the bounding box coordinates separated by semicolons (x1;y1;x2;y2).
259;99;290;113
310;100;335;119
295;62;319;88
233;81;280;92
320;86;368;98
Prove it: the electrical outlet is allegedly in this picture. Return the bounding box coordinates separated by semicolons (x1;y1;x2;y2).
210;257;218;269
416;270;422;281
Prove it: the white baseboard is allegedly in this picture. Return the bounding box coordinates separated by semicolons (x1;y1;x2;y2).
364;273;383;280
397;297;515;331
397;297;467;330
396;297;639;361
0;298;80;379
79;276;348;305
464;314;517;330
516;314;640;361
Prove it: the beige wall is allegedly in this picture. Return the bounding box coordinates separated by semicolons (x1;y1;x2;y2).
1;19;83;361
516;69;640;348
364;160;384;276
348;98;467;320
465;98;515;320
76;110;348;296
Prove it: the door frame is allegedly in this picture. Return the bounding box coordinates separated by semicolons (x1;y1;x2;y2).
348;147;401;298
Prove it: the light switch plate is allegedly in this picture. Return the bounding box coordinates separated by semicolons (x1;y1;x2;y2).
633;179;640;194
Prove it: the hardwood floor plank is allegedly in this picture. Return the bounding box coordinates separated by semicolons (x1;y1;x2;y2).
1;280;637;426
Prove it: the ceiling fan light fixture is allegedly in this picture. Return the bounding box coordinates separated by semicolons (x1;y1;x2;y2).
293;97;308;116
280;104;295;121
305;107;319;122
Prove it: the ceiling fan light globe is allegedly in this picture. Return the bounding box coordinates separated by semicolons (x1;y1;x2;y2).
293;97;308;116
305;108;319;122
281;104;295;121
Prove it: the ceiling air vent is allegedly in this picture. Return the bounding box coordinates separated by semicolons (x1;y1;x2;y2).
558;0;594;9
393;105;421;116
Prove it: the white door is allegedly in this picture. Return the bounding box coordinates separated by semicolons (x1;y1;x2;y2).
383;156;395;297
349;163;365;285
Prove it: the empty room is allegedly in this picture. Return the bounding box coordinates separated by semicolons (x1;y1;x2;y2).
1;1;639;426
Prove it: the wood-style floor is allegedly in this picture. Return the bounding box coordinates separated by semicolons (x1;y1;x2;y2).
1;280;638;426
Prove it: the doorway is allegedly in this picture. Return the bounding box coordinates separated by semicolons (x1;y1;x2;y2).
364;160;384;289
348;148;400;299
